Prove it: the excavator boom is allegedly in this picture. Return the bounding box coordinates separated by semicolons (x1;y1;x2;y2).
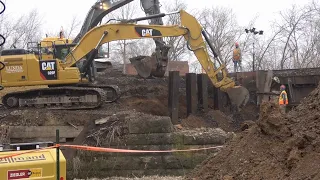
57;0;170;79
61;10;249;109
74;0;135;44
137;0;171;77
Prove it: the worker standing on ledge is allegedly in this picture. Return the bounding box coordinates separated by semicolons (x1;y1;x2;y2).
279;84;288;114
233;42;242;72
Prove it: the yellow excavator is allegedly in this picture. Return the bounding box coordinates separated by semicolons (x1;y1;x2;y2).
0;9;249;110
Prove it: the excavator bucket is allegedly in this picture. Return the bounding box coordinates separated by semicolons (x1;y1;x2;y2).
129;55;166;78
225;85;250;111
95;60;113;72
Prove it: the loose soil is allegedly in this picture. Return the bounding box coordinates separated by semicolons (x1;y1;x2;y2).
75;176;183;180
0;66;246;133
186;83;320;180
0;65;263;180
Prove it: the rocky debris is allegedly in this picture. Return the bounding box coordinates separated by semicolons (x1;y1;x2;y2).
0;65;261;179
0;109;109;126
75;176;184;180
185;83;320;180
0;65;252;134
83;111;231;148
0;125;10;144
175;128;229;145
180;110;240;132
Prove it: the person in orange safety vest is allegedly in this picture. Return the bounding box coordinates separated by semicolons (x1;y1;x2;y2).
279;84;288;114
233;42;242;72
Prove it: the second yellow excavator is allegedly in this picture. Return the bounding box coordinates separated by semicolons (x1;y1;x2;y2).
0;10;249;110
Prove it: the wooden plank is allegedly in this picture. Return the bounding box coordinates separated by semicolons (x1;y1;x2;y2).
9;126;83;139
10;138;67;143
186;73;197;115
262;70;273;102
168;71;180;125
256;70;266;105
213;86;219;110
197;74;208;112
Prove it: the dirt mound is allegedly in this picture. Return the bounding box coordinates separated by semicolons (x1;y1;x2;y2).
122;94;187;118
80;176;183;180
180;110;237;132
186;84;320;180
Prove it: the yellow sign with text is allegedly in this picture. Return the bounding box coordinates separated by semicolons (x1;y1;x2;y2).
29;168;42;177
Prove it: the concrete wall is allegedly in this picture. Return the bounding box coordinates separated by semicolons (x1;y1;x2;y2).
228;68;320;106
7;126;83;143
68;116;228;178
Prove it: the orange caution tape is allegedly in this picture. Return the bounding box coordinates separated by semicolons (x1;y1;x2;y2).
0;144;224;159
60;144;224;153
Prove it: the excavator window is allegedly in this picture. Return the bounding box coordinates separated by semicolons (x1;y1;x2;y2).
54;46;68;60
0;49;27;56
54;44;76;61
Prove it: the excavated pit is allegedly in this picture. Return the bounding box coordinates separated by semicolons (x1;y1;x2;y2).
185;83;320;180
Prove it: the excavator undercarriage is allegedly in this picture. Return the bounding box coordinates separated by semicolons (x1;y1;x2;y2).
2;85;119;110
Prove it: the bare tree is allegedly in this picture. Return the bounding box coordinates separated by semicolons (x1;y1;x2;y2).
162;0;189;61
105;1;140;73
267;3;320;70
198;6;258;72
65;16;82;39
254;26;283;70
278;5;312;69
0;8;43;50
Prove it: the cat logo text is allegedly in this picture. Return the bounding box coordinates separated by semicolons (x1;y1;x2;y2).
141;29;153;37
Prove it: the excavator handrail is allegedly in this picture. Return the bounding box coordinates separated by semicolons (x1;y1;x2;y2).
62;10;235;91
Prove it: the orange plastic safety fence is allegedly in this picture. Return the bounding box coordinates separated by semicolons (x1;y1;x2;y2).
0;144;224;160
60;144;224;153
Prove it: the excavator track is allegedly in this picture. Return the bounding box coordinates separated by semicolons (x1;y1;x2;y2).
1;86;118;110
74;84;121;103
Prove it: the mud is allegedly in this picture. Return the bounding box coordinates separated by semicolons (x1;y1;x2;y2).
0;65;262;179
180;110;236;132
186;83;320;180
0;65;240;132
77;177;184;180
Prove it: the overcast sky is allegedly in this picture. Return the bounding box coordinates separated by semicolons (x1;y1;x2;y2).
3;0;310;39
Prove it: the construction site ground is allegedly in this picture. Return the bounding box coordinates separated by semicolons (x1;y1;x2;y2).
0;65;253;131
186;85;320;179
0;65;262;179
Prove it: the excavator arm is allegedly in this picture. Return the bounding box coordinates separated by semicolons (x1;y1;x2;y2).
62;10;249;109
78;0;170;77
70;0;135;81
73;0;135;44
68;0;169;78
137;0;171;77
